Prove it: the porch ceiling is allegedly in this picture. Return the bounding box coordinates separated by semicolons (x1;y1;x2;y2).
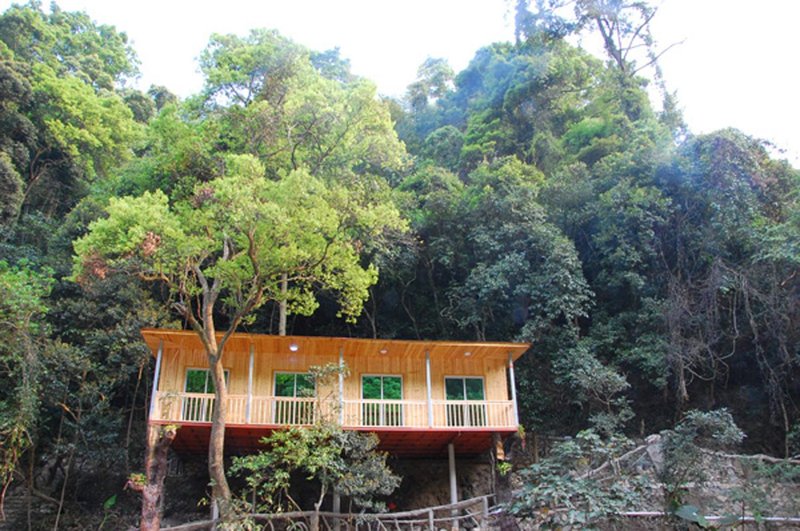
141;328;530;362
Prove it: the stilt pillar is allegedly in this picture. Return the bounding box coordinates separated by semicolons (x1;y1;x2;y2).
448;442;458;531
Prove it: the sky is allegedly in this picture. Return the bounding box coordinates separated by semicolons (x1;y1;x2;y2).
2;0;798;165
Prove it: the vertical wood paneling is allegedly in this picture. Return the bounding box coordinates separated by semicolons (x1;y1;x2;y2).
156;344;511;404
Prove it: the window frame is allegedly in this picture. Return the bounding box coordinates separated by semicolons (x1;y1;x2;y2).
184;367;229;394
360;374;403;427
360;374;404;400
443;376;486;401
273;371;316;398
272;371;316;425
181;367;229;423
443;376;486;427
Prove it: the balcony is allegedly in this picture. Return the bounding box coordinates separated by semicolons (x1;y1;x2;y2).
150;391;517;430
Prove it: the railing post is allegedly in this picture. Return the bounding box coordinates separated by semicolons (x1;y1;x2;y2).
508;352;519;426
148;340;163;420
338;347;345;425
428;509;435;531
426;350;433;428
246;344;254;423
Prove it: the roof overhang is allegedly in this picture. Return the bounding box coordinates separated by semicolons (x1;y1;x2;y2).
140;328;530;362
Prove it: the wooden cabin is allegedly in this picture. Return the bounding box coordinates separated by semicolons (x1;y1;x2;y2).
142;328;529;458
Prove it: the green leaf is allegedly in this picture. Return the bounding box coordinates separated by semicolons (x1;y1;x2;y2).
103;494;117;510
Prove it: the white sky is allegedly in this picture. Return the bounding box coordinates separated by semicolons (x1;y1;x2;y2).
2;0;798;165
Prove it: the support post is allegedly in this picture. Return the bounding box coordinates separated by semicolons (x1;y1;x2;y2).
338;348;345;425
148;340;163;420
448;443;458;505
508;352;519;426
246;344;254;423
448;442;458;531
426;351;433;428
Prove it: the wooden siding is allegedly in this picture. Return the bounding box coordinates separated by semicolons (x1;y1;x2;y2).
157;346;511;403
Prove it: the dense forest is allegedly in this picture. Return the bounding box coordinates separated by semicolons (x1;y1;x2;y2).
1;0;799;527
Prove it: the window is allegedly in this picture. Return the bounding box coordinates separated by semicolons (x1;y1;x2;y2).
182;368;229;422
444;377;486;427
362;375;402;426
274;373;315;424
184;368;228;394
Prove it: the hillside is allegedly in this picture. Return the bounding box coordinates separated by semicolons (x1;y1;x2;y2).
0;1;799;528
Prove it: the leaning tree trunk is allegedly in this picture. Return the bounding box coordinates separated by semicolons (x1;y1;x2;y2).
208;354;234;520
128;425;176;531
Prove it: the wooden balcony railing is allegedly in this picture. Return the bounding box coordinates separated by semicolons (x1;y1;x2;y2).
151;392;517;429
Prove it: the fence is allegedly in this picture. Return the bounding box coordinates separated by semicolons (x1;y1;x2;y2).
162;495;497;531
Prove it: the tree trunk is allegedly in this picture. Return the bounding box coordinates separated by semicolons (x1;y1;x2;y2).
491;433;512;504
279;273;288;336
207;354;233;519
311;487;325;531
128;424;176;531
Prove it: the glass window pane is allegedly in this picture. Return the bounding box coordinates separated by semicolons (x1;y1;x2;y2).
445;378;464;400
362;376;382;399
465;378;485;400
296;374;314;397
383;377;402;400
185;369;207;393
275;373;295;397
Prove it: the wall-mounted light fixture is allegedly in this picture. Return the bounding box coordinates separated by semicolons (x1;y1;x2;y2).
289;343;299;352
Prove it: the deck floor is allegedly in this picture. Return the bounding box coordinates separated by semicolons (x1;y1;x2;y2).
153;421;514;457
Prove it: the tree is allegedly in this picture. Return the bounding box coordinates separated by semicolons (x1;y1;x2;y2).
0;2;140;223
191;28;407;334
513;0;665;76
72;155;404;520
0;3;138;91
406;57;454;112
442;158;590;341
232;424;400;530
0;260;51;518
510;429;641;527
198;29;405;182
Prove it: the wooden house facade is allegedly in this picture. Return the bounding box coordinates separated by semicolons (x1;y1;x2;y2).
142;328;529;457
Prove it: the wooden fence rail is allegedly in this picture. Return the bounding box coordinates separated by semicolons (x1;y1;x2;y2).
162;495;495;531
